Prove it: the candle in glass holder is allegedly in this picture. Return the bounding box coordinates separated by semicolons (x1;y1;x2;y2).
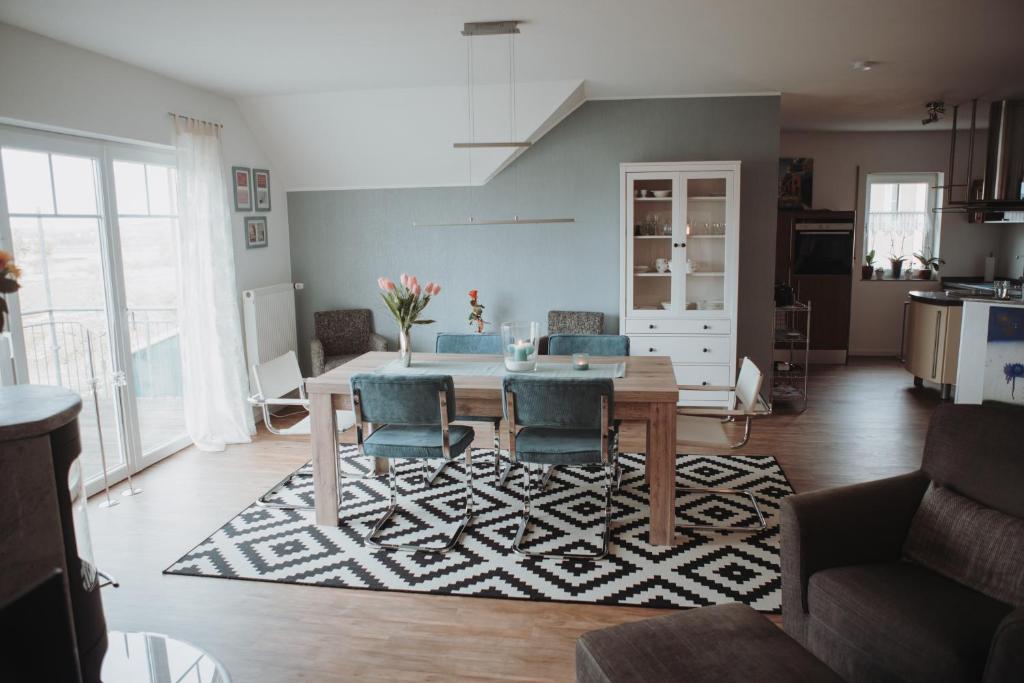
572;353;590;371
511;340;534;361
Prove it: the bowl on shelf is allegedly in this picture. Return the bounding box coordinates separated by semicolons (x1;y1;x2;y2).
633;265;650;273
652;190;671;198
660;301;671;310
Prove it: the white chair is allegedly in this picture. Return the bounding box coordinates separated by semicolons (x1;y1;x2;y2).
676;357;772;532
248;351;364;510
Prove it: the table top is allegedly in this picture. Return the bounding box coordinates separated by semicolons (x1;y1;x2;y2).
306;352;679;403
0;385;81;441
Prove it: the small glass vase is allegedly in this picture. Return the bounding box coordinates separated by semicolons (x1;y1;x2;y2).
501;321;539;372
398;327;412;367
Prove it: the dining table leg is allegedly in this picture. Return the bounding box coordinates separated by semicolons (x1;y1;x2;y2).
311;392;340;526
647;401;677;545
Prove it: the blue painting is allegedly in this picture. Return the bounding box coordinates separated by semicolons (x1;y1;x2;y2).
985;306;1024;403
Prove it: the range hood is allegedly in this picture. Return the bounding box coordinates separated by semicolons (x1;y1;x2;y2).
945;99;1024;222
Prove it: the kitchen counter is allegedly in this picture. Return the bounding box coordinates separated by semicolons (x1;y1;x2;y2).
908;290;963;306
908;288;1024;307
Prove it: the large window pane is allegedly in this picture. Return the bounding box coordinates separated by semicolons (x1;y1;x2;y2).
146;165;174;215
52;154;98;215
2;148;55;214
113;160;148;214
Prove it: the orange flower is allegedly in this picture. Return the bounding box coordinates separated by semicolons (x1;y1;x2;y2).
0;250;10;269
468;289;478;300
5;262;21;279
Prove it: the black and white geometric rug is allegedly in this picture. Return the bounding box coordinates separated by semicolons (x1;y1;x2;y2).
165;447;793;612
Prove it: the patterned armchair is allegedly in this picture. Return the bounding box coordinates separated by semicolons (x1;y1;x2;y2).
310;309;388;375
547;310;604;335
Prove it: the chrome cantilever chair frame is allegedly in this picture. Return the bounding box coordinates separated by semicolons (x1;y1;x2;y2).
353;386;474;554
431;333;510;488
247;351;378;511
505;385;619;560
676;357;772;533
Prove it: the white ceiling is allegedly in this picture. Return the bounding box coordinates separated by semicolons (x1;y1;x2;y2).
2;0;1023;131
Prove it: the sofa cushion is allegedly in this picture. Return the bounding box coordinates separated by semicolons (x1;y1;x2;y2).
576;602;842;683
903;484;1024;606
324;354;360;373
808;562;1013;682
921;403;1024;517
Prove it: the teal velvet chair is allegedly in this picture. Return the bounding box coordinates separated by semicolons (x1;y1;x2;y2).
502;376;619;559
548;334;630;357
350;373;474;553
435;333;513;486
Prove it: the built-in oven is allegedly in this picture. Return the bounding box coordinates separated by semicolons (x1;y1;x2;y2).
793;222;855;275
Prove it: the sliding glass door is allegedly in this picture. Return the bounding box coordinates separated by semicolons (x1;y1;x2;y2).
0;125;188;495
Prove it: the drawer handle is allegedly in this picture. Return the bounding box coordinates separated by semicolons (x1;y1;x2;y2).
703;347;710;353
701;381;708;386
649;347;656;353
648;324;656;330
702;324;710;330
673;242;685;248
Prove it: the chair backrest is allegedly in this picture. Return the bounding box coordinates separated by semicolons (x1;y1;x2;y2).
922;402;1024;517
502;376;613;430
548;334;629;357
734;357;763;410
253;351;303;400
435;333;502;355
548;310;603;335
314;309;373;356
350;374;456;425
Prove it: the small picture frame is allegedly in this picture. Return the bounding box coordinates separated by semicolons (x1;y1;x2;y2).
232;166;252;211
244;216;268;249
253;168;271;211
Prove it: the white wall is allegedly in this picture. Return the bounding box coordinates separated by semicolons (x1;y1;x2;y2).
781;130;1003;356
0;22;291;296
1000;225;1024;278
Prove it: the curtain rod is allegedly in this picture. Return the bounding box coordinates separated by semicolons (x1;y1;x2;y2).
168;112;223;128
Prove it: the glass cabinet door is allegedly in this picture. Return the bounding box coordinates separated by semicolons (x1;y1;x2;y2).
626;173;680;315
681;173;732;314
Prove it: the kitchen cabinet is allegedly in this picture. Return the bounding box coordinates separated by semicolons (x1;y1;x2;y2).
904;298;962;398
619;161;740;407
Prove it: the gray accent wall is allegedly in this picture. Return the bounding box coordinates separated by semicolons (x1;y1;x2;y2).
288;96;780;375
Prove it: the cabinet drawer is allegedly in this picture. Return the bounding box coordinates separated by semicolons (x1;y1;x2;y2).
630;335;731;364
625;318;731;335
674;364;731;404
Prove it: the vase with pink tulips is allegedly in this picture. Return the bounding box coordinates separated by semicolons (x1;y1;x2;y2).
377;273;441;367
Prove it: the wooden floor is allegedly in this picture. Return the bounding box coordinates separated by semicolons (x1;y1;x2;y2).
88;359;940;682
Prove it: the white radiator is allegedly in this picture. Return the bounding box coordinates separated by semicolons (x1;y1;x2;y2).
242;283;300;379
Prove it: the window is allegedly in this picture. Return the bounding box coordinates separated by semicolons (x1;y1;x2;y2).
865;173;942;270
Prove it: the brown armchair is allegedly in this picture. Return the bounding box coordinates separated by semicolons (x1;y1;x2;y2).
782;402;1024;683
310;309;387;375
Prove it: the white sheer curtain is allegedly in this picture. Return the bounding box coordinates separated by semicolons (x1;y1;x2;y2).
173;117;254;451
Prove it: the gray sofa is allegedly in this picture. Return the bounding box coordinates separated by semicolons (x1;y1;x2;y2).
782;402;1024;682
310;309;387;375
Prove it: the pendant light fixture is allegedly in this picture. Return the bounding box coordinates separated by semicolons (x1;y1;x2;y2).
414;20;575;228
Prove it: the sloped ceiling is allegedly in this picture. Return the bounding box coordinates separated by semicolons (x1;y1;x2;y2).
239;80;585;190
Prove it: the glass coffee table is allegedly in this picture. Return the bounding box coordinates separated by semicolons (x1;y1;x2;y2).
102;631;230;682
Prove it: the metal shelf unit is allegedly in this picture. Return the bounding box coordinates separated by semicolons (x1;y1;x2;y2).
772;301;811;412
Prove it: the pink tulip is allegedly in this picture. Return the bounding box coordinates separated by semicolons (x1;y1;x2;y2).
431;283;441;296
410;276;419;289
377;277;386;290
425;281;435;294
412;283;421;296
402;273;412;287
384;279;396;291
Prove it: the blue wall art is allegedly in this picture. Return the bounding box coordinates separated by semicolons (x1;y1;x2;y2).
984;306;1024;404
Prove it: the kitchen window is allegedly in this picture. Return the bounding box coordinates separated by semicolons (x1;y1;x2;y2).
864;173;943;272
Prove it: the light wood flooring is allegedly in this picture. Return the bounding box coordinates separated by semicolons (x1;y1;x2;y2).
88;359;940;682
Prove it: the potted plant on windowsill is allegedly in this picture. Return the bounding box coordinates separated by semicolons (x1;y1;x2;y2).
862;250;876;280
913;251;945;280
889;255;906;279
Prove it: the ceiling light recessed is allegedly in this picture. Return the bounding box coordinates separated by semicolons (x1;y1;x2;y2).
851;60;879;72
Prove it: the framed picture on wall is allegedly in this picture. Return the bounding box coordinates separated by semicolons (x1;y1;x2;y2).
253;168;271;211
232;166;253;211
778;157;813;209
245;216;268;249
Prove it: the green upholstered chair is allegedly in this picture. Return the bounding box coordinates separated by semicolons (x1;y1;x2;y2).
433;333;513;486
350;373;474;553
547;334;630;357
502;376;619;559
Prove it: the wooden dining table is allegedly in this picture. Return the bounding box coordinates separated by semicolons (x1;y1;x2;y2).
305;351;681;545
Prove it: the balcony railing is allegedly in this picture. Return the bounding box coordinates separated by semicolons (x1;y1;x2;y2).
20;308;180;398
